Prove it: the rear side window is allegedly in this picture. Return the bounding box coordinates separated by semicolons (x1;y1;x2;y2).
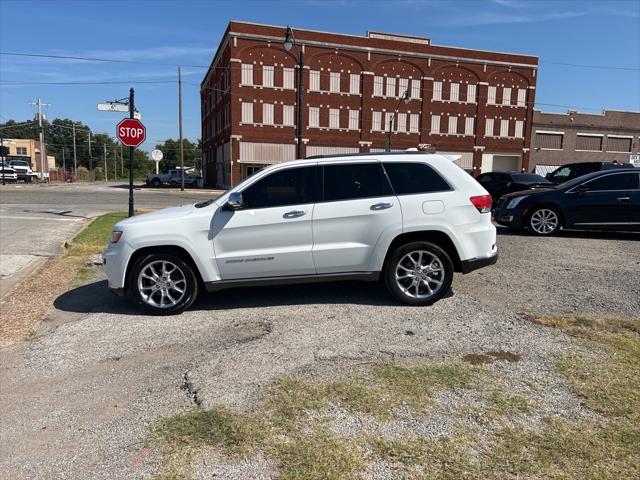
242;166;318;209
584;172;639;191
323;163;392;201
383;162;451;195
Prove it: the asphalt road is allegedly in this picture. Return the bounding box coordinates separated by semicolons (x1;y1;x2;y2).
0;226;638;478
0;182;223;296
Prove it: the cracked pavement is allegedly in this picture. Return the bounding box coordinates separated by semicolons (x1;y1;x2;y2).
0;227;638;479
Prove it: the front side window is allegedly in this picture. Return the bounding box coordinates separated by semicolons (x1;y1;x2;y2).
383;163;451;195
323;163;392;202
583;173;639;191
241;166;318;209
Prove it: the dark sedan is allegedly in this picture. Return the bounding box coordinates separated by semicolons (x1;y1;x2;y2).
475;171;552;206
495;169;640;235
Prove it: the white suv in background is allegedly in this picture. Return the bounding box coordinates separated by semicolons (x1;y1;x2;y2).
103;152;498;314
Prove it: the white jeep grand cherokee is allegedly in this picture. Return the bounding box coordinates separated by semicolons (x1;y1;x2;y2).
103;152;497;314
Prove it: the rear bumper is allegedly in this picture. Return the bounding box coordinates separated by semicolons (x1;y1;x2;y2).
460;249;499;274
109;287;125;296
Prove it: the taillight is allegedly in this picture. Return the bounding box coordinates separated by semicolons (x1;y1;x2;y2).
470;195;492;213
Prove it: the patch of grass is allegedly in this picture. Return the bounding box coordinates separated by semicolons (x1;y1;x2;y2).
463;353;494;365
151;316;640;479
486;350;521;362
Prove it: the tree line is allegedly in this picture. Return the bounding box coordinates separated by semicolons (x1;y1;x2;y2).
0;118;202;176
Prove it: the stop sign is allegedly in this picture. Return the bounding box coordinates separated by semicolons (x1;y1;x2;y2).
116;118;146;147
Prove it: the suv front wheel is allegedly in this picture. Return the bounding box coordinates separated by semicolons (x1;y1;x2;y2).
384;241;453;306
127;252;199;315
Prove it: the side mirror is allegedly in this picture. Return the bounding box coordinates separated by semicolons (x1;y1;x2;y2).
545;173;553;180
227;191;244;210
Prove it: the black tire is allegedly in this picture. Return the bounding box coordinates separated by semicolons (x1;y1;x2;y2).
152;178;162;187
127;251;199;315
384;241;454;306
527;206;561;236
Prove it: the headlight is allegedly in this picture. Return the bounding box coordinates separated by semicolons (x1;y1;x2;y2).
506;196;529;209
110;230;123;243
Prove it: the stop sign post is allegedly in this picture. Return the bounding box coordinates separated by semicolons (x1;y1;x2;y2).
115;89;141;217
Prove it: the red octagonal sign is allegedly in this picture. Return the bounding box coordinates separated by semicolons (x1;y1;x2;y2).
116;118;146;147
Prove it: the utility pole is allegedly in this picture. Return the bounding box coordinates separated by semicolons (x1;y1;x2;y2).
72;124;78;177
113;147;117;180
29;98;50;179
103;144;108;182
62;147;66;178
88;131;93;171
178;66;185;191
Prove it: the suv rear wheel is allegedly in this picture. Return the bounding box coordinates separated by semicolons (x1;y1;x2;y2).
384;241;453;306
127;252;199;315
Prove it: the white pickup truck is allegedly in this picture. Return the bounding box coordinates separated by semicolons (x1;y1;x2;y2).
145;169;201;188
7;159;38;183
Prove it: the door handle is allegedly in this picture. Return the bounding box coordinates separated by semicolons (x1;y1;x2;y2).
370;202;393;211
617;197;630;202
283;210;306;219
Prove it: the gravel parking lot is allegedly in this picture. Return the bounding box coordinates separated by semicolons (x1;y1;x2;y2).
0;227;638;479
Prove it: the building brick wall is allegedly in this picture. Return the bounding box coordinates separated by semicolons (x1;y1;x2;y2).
201;21;539;187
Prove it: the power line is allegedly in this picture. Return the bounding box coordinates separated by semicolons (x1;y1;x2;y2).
540;60;640;72
0;51;209;69
0;79;176;86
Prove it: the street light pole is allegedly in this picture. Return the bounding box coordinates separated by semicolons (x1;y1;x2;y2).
385;90;410;152
284;26;304;159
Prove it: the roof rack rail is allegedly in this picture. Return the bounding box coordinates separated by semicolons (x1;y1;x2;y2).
305;151;430;160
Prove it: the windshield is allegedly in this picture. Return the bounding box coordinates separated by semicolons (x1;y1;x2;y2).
10;161;29;167
514;174;548;182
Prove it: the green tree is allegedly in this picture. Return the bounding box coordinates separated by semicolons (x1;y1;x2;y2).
153;138;202;173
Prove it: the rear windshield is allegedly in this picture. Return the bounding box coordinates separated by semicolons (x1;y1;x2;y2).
514;174;547;182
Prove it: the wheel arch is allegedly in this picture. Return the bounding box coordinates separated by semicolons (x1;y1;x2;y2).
383;231;463;273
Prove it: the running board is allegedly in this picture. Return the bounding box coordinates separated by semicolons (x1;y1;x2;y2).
204;272;380;293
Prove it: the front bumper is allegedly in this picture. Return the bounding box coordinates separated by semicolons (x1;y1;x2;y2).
460;249;499;274
494;206;526;228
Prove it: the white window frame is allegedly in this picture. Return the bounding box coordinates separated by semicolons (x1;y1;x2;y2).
448;116;458;134
329;108;340;129
283;105;294;126
488;86;497;105
465;117;475;136
241;64;254;85
514;120;524;138
517;88;526;107
241;102;253;123
349;74;360;94
330;72;341;93
373;76;384;96
372;111;382;131
397;112;407;132
433;81;442;101
409;113;419;133
386;77;396;97
262;103;274;125
309;107;320;127
500;119;509;137
309;70;320;91
485;118;495;137
502;87;511;106
431;114;441;134
385;112;394;131
467;84;477;103
283;68;294;89
398;78;409;98
411;79;421;99
348;109;359;130
450;82;460;102
263;65;274;87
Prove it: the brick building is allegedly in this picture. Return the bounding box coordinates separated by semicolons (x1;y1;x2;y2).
530;109;640;171
201;21;539;187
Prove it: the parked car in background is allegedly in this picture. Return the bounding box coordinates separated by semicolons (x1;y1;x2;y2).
495;169;640;235
475;171;552;206
145;169;202;188
104;152;498;314
0;162;18;183
6;159;37;183
545;161;634;185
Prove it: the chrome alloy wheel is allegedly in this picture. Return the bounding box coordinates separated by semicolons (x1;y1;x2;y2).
395;250;445;300
530;208;559;235
137;260;187;309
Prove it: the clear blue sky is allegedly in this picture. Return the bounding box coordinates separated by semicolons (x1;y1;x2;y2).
1;0;639;150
